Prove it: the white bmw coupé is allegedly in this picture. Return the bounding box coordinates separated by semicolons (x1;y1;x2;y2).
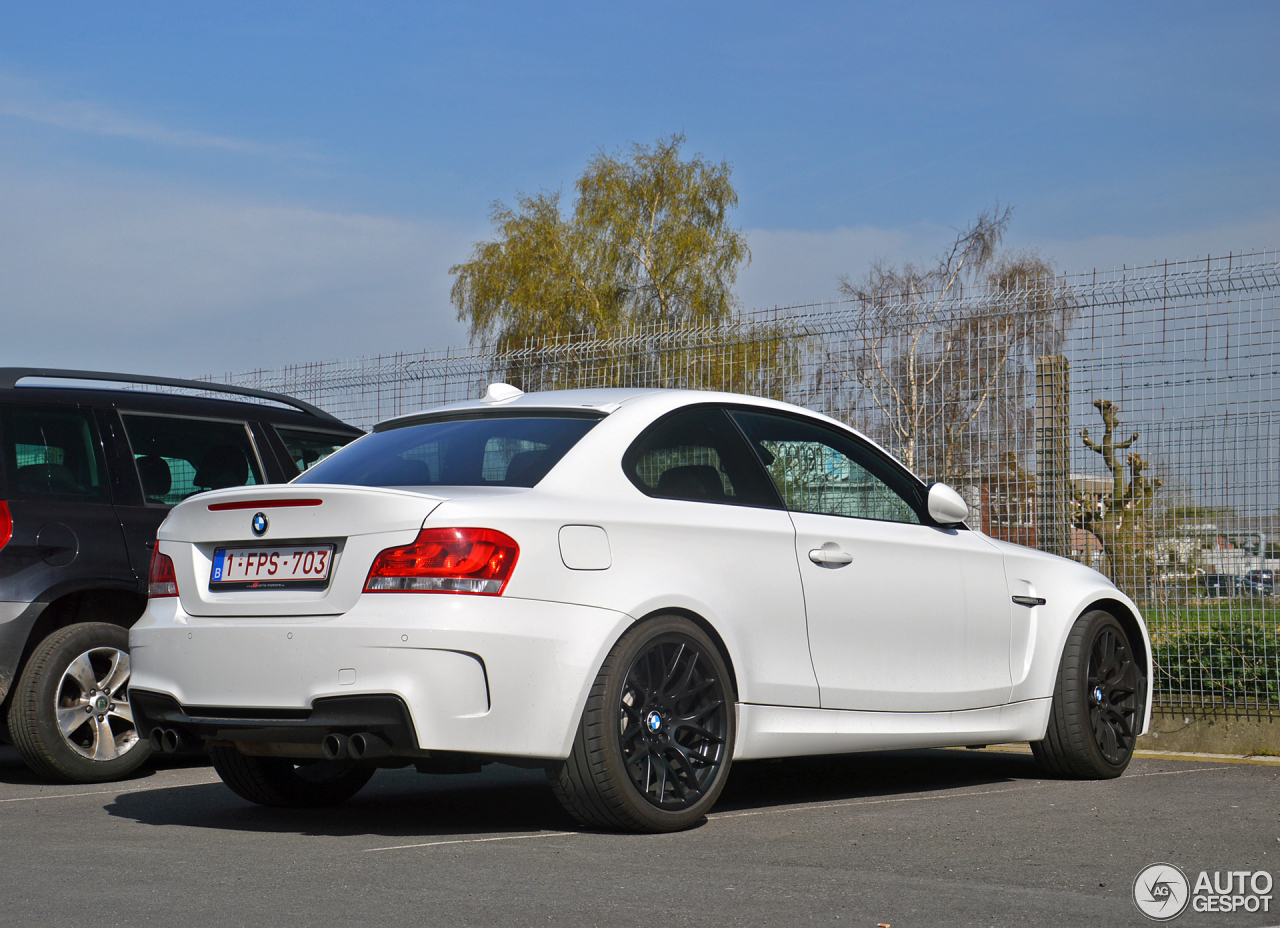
130;386;1151;832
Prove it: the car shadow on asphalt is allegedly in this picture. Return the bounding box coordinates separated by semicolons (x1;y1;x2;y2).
101;747;1042;840
0;743;211;786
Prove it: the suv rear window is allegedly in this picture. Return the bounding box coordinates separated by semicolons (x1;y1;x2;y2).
1;404;108;502
120;413;265;506
297;415;599;488
275;427;358;473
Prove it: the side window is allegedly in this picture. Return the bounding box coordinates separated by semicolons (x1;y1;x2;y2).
623;406;780;507
728;410;922;524
120;414;265;506
0;404;108;503
275;427;358;474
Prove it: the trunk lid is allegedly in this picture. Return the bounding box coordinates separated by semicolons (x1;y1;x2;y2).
158;484;445;617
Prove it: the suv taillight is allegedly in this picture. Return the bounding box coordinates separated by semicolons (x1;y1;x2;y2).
0;502;10;553
148;549;178;598
364;528;519;595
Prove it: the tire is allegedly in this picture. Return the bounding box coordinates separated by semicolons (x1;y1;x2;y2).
211;746;375;808
548;615;736;833
6;622;152;783
1032;609;1144;779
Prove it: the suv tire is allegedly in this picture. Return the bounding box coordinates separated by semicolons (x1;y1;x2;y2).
7;622;151;782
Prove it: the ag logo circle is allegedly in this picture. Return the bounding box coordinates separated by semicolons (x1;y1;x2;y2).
251;512;268;536
1133;863;1190;921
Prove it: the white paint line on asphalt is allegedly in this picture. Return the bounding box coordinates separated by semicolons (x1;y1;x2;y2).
707;766;1235;822
1129;766;1233;778
0;774;219;805
364;831;576;853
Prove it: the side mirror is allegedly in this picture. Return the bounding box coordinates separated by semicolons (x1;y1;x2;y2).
927;482;969;526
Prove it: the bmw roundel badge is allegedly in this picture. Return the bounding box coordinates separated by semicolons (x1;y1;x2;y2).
251;512;269;536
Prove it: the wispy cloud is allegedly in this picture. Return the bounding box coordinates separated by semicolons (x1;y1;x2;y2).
0;74;324;160
0;161;471;374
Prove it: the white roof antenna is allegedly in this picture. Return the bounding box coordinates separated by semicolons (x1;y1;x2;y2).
480;382;525;404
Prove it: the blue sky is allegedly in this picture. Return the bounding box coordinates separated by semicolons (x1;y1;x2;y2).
1;2;1277;374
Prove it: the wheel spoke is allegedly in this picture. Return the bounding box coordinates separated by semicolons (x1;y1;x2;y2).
670;739;716;769
57;704;90;738
64;653;97;694
660;643;687;695
671;648;701;697
663;749;700;800
90;716;119;761
100;650;131;698
669;721;724;744
674;698;723;723
108;701;135;725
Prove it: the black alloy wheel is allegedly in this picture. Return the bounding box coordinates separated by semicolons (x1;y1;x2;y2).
1032;609;1145;778
549;615;736;833
1086;622;1141;764
618;635;729;809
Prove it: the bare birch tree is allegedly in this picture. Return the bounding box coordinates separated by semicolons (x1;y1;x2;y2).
830;207;1074;483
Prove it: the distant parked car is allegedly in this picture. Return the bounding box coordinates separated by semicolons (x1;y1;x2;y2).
130;385;1153;832
0;368;362;783
1244;570;1276;595
1199;574;1242;597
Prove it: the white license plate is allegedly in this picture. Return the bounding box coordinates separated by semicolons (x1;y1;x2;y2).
210;545;334;590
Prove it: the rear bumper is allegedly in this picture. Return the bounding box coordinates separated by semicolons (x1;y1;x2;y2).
129;593;633;760
130;690;420;751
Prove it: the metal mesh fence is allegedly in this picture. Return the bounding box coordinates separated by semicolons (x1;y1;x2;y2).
203;249;1280;716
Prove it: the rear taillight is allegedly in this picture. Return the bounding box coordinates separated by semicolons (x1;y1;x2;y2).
364;527;519;595
148;549;178;598
0;502;10;553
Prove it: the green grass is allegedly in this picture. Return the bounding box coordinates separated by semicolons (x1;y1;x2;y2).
1142;605;1280;634
1147;621;1280;706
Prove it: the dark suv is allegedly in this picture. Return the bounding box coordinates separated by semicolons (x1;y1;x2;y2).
0;369;361;782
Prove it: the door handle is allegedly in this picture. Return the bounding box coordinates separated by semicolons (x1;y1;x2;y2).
809;544;854;567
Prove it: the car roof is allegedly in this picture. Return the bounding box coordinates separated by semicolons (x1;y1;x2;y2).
0;367;357;431
0;383;362;434
374;385;860;436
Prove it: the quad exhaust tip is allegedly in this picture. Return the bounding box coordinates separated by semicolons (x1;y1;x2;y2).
321;733;349;760
347;732;391;760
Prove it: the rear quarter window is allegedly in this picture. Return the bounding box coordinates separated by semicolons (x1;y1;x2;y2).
120;413;265;506
275;427;359;474
0;404;109;503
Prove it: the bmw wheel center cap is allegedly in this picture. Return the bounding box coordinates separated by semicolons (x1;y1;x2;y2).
646;710;663;733
251;512;269;536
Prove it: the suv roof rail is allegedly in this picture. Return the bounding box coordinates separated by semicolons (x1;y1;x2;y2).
0;367;344;425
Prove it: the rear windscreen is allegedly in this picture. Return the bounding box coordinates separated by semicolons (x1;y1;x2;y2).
295;415;600;488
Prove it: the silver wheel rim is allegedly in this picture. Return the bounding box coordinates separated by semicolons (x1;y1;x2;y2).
55;647;140;761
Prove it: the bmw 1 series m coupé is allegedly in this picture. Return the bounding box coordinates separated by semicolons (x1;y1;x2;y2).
130;386;1151;833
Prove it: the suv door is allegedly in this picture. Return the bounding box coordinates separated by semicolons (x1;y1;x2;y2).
729;409;1012;712
0;403;133;605
109;411;270;586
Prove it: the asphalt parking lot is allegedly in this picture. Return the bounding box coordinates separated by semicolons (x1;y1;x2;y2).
0;744;1276;928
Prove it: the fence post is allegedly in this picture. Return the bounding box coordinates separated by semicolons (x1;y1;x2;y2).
1035;355;1071;558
